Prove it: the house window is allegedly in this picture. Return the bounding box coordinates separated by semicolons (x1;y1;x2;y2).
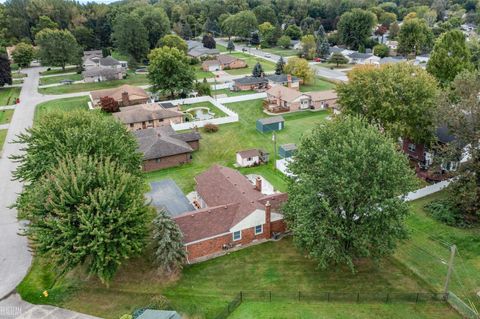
129;123;134;128
255;225;263;235
247;157;252;161
155;158;161;163
408;143;416;152
232;231;241;241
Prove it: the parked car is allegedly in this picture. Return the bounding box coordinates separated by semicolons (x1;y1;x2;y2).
265;53;271;58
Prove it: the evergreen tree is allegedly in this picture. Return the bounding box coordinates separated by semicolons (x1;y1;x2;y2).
227;40;235;53
152;210;186;273
328;52;348;66
275;56;285;75
250;33;260;46
316;25;330;58
202;34;216;49
252;62;264;77
0;54;12;87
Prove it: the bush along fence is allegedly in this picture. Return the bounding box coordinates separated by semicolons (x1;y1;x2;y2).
214;291;452;319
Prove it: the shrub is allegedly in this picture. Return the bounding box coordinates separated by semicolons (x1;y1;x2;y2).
203;123;219;133
424;199;470;228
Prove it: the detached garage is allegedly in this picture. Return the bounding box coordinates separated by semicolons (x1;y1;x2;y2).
279;143;297;158
256;116;285;133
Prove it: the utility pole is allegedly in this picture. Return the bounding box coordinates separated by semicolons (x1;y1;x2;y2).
444;244;457;298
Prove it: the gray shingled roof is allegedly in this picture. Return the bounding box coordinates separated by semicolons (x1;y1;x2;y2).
113;103;184;124
234;76;268;85
348;52;372;59
258;116;285;125
99;56;121;66
134;127;200;160
266;74;300;83
82;67;122;77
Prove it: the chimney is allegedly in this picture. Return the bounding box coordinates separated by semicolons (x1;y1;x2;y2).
264;201;272;239
287;74;292;88
121;91;129;106
255;176;262;192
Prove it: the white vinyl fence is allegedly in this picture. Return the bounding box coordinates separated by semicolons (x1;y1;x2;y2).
167;96;239;131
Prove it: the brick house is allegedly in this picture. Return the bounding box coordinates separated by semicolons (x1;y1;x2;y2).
232;74;300;91
90;85;150;107
201;54;247;71
265;85;337;113
113;103;184;131
174;165;288;263
134;126;200;171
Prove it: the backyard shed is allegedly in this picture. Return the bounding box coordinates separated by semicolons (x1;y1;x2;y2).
279;143;297;158
256;116;285;133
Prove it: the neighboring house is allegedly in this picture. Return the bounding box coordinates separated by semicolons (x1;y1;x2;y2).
256;116;285;133
134;126;201;171
413;54;430;68
233;74;300;91
402;126;461;181
379;56;407;65
264;85;337;113
236;149;269;167
174;165;288;263
113;103;185;131
82;67;124;83
347;52;380;65
233;76;268;91
90;85;150;107
279;143;297;158
385;40;398;56
136;309;181;319
187;40;219;58
201;54;247;71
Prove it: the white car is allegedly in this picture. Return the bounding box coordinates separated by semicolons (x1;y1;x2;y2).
265;53;271;58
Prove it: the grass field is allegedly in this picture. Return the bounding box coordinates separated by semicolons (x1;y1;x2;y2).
212;89;256;97
18;238;436;319
34;96;90;122
12;72;27;78
195;67;215;79
0;109;14;124
225;52;276;75
262;47;300;57
394;192;480;309
39;73;82;86
300;78;337;92
40;67;79;76
38;73;148;95
318;63;350;69
230;301;460;319
0;87;21;105
145;99;330;192
0;129;7;151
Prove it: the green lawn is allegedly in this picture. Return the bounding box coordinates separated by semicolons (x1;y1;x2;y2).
145;99;330;193
19;238;437;319
180;101;227;119
38;73;148;95
394;192;480;310
39;73;82;86
0;87;21;105
262;47;300;57
225;52;276;75
300;78;337;92
212;89;256;97
318;63;350;69
0;109;14;124
13;79;24;84
34;96;90;122
39;67;79;76
217;44;227;53
230;301;460;319
12;72;27;78
195;67;214;79
0;129;7;151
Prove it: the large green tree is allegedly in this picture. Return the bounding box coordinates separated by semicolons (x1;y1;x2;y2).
316;25;330;58
300;34;316;60
0;54;12;87
152;210;186;273
337;63;438;144
427;30;473;85
11;110;142;183
283;116;415;270
337;9;377;50
397;18;433;56
147;46;195;98
12;42;35;67
436;70;480;222
158;34;188;53
284;57;314;84
112;13;149;62
134;7;171;50
17;155;150;283
35;28;80;70
221;10;257;39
